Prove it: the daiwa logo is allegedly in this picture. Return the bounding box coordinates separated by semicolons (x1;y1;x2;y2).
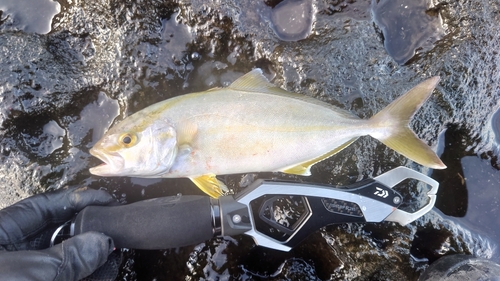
374;187;389;198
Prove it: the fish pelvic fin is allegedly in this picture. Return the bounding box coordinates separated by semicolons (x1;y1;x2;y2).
281;137;359;176
369;76;446;169
189;174;229;198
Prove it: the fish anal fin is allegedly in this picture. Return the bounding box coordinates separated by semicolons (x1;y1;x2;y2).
282;165;312;176
189;174;228;198
281;137;359;176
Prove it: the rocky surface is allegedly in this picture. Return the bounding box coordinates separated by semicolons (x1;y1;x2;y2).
1;0;500;279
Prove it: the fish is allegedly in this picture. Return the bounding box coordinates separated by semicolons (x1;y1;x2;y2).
89;69;446;198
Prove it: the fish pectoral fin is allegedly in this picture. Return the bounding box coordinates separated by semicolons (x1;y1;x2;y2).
280;137;359;176
177;120;198;145
189;174;228;198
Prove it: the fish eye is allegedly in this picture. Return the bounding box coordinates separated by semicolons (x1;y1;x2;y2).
119;133;137;148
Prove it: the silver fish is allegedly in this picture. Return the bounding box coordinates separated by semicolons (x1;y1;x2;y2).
89;69;446;197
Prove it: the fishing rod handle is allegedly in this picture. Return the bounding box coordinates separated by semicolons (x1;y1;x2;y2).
72;195;215;249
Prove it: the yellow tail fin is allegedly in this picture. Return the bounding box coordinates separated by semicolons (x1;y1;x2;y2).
369;77;446;169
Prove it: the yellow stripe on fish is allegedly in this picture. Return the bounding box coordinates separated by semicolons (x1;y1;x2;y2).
89;69;446;198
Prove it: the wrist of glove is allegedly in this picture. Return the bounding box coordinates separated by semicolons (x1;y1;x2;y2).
0;232;114;281
0;186;114;250
0;186;118;281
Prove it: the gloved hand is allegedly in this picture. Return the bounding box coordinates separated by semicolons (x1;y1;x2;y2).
0;186;117;281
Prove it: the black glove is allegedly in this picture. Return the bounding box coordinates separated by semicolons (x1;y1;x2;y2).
0;186;117;281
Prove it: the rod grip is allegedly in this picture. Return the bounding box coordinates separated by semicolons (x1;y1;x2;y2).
73;195;214;249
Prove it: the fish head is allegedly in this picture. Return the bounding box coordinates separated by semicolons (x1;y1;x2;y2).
89;114;178;177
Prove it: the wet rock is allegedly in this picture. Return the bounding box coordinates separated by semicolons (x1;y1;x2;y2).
418;255;500;281
1;0;500;280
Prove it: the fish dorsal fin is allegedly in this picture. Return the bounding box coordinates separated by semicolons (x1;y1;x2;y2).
230;69;359;120
194;69;357;118
228;68;314;99
228;68;278;92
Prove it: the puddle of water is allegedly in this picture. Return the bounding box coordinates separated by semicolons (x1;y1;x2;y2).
38;120;65;157
460;156;500;260
0;0;60;34
67;92;121;148
371;0;446;64
160;12;194;58
270;0;314;41
490;107;500;160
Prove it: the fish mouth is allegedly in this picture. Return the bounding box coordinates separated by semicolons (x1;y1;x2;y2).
89;148;124;176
